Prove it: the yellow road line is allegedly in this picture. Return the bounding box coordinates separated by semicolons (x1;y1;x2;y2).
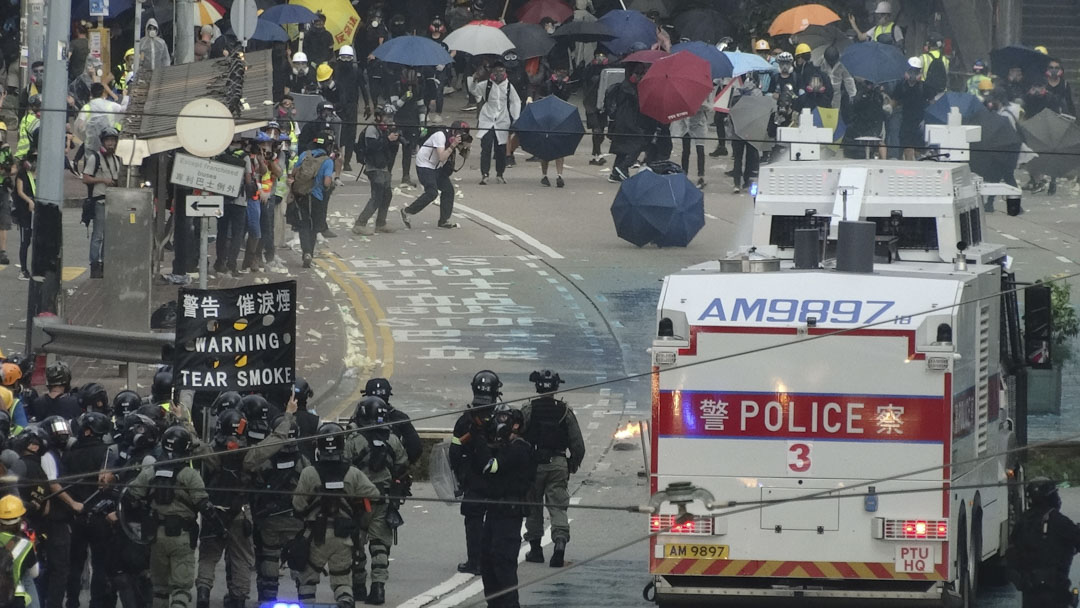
315;258;376;420
328;253;395;379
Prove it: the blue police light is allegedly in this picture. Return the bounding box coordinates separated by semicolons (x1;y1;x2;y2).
748;181;759;197
263;603;302;608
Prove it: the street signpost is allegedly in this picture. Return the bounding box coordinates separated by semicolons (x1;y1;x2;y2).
231;0;258;49
186;195;224;218
170;152;244;197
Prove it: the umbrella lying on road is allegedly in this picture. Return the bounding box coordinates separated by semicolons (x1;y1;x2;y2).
1018;108;1080;177
925;92;984;125
729;94;776;151
501;22;556;59
768;4;841;36
444;24;515;56
517;0;573;24
990;45;1052;78
841;41;908;84
611;170;705;248
639;51;713;123
672;9;729;45
372;36;453;67
598;9;657;56
723;51;778;77
552;19;615;43
512;96;584;161
259;3;316;24
670;41;733;80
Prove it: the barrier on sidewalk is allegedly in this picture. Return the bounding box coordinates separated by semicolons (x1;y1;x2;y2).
32;315;174;364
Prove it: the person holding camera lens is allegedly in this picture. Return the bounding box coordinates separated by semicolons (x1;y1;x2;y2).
399;121;470;230
352;107;400;236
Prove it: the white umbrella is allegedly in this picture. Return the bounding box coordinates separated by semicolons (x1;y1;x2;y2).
444;24;515;56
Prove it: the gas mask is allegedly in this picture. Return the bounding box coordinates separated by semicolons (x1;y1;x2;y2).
293;63;309;75
370;19;380;28
1047;67;1063;79
545;25;556;34
147;27;158;38
491;72;506;83
778;62;793;75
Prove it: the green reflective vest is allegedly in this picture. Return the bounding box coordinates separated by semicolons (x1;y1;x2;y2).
0;532;34;604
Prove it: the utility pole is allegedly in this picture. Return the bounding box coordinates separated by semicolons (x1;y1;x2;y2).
174;0;195;64
24;0;70;353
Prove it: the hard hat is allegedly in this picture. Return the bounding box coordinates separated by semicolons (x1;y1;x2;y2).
795;42;812;56
124;48;135;59
907;56;923;70
973;59;985;71
0;362;20;386
316;63;334;82
339;45;355;57
0;121;7;132
0;495;26;525
978;78;994;91
776;51;794;63
292;51;308;63
754;39;770;52
875;1;893;14
1034;45;1048;55
0;387;12;416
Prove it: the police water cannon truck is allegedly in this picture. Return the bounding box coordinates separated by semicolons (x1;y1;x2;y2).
646;117;1030;606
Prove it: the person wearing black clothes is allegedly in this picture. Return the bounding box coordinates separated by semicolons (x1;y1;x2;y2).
423;18;452;117
475;405;534;608
1008;478;1080;608
1003;67;1027;103
891;57;935;160
606;65;655;183
304;12;335;67
844;80;888;159
352;108;400;235
360;378;422;464
63;412;114;608
29;361;81;422
582;50;611;166
358;8;390;110
292;378;320;463
1045;59;1076;116
334;46;363;171
1023;80;1062;119
297;102;338;155
794;45;833;111
772;52;798;101
287;52;319;96
389;69;424;187
37;416;79;608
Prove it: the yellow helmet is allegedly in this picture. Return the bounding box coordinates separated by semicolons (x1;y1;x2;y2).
977;77;994;92
124;48;135;59
0;121;7;132
0;495;26;525
755;39;770;52
795;42;812;56
316;63;334;82
1034;45;1048;55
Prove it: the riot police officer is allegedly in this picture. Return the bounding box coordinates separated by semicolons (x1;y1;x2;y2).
476;404;534;608
244;395;309;603
63;411;115;606
105;413;160;608
39;415;78;608
522;370;585;567
293;422;379;608
148;368;174;407
112;390;143;425
346;396;409;604
127;425;217;608
363;378;422;464
194;407;255;608
1009;477;1080;607
451;370;502;575
241;393;279;443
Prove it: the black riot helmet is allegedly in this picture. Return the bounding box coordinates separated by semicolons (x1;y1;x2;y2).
126;413;160;451
45;360;72;388
42;415;73;450
76;411;112;438
14;424;49;454
529;370;563;394
293;378;314;408
211;391;243;415
471;370;502;406
79;382;110;415
6;353;33;379
136;403;170;434
161;425;193;458
112;390;143;419
315;422;345;461
240;394;275;442
363;378;392;402
1028;477;1061;509
353;395;389;426
151;368;174;403
271;413;301;454
216;408;248;438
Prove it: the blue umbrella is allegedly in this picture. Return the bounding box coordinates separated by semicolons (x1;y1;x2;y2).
251;18;290;42
840;41;908;84
610;170;705;248
598;10;657;56
925;92;985;125
259;3;317;25
513;96;584;161
372;36;453;67
670;41;733;79
723;51;778;77
73;0;135;20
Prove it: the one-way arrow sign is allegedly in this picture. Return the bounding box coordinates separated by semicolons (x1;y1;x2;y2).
187;195;224;218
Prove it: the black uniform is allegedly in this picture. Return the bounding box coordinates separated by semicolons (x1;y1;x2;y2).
1009;502;1080;607
450;409;491;573
476;434;534;608
63;435;114;607
29;392;82;422
387;408;422;464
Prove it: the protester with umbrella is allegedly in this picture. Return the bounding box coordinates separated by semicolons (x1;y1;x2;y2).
424;18;454;120
891;57;935;160
1045;57;1075;116
606;63;655;183
843;79;888;159
470;61;521;185
357;6;390;114
514;87;582;188
840;41;908;85
968;107;1021;211
582;48;612;166
823;46;856;110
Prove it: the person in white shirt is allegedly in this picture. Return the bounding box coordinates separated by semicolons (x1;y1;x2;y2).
400;121;471;229
469;62;521;185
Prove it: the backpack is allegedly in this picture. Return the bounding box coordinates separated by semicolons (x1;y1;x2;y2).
290;153;326;196
925;51;947;95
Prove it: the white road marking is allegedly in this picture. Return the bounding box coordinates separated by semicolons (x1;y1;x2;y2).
588;421;600;430
397;574;475;608
570;497;582;505
1000;233;1020;241
705;213;719;220
496;234;514;240
570;273;584;280
454;203;565;259
1057;256;1075;264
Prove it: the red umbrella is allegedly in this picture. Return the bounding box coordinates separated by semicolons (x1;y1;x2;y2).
468;19;506;28
638;51;713;124
622;49;669;64
516;0;573;25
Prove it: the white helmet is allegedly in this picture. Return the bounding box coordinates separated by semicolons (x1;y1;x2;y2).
907;56;923;70
292;51;308;63
339;45;355;57
875;1;892;14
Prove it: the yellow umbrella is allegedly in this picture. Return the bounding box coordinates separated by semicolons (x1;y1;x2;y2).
288;0;360;50
194;0;226;27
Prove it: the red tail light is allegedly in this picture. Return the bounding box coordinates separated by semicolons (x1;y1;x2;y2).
884;519;948;540
650;514;714;535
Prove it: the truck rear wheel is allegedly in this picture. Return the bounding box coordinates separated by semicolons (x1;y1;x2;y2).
957;507;975;608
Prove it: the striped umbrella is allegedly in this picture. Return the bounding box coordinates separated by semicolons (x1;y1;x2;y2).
194;0;226;26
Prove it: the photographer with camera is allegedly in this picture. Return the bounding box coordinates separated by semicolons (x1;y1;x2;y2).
399;121;470;230
352;107;400;236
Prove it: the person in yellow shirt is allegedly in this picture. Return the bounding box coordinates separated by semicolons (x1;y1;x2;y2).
920;33;950;97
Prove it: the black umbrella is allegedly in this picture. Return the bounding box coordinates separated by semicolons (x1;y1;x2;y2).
968;109;1022;182
990;45;1052;78
551;19;615;43
793;24;847;50
1018;109;1080;177
610;170;705;248
672;9;730;45
512;96;585;161
501;22;556;60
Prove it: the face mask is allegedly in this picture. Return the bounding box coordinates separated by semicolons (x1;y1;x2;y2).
491;73;506;83
545;26;555;34
370;19;379;28
1048;68;1062;78
779;64;792;75
294;65;308;75
147;28;158;38
628;74;640;84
